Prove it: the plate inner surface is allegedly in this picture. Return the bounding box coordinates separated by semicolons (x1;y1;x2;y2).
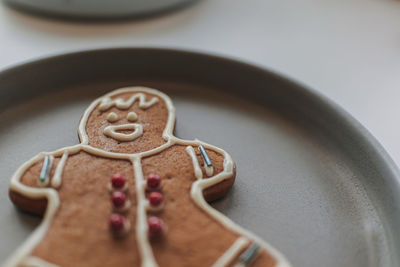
0;81;389;267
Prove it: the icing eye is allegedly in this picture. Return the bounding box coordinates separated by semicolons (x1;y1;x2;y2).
107;112;119;122
126;112;138;122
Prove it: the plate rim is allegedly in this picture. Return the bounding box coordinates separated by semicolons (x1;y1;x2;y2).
1;47;399;177
0;47;399;265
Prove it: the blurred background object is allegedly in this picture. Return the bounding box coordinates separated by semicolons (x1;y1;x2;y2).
3;0;197;19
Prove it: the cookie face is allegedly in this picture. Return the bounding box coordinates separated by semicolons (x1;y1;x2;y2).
6;87;290;267
82;89;172;154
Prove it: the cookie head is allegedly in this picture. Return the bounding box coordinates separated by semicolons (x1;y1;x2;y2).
79;87;175;154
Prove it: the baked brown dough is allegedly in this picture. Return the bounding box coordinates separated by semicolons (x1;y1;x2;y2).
6;87;289;267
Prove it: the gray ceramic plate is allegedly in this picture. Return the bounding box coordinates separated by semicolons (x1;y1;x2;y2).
3;0;196;19
0;48;399;267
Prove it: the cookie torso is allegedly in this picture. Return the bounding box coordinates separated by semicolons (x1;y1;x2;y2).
16;150;141;266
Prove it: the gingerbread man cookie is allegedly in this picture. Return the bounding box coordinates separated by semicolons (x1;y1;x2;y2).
5;87;291;267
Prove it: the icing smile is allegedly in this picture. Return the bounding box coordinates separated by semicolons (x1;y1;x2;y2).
103;123;143;142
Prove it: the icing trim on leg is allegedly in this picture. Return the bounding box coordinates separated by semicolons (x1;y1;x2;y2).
211;237;250;267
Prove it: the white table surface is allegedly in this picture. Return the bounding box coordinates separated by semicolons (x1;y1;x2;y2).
0;0;399;167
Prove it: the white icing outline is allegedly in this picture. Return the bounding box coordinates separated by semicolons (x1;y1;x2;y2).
205;165;214;177
211;237;249;267
133;157;158;267
5;86;291;267
103;123;143;142
185;146;203;179
19;256;60;267
51;151;68;189
99;92;159;111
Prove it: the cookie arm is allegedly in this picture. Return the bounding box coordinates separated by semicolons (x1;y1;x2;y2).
9;152;52;215
194;142;236;202
9;148;71;216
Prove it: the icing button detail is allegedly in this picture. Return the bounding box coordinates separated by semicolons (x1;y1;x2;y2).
148;216;164;238
112;191;126;208
110;213;126;232
148;192;163;206
106;112;118;122
111;173;126;189
146;173;161;189
126;111;138;122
